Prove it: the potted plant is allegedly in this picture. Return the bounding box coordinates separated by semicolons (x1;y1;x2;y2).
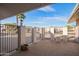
21;44;28;51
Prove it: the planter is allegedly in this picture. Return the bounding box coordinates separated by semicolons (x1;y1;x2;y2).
21;44;28;51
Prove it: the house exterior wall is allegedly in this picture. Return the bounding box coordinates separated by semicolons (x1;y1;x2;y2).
75;19;79;42
54;27;63;37
75;26;79;38
50;27;54;34
63;27;68;35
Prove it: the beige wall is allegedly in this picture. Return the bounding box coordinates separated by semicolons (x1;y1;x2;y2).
75;19;79;42
75;19;79;38
75;26;79;38
63;27;68;35
50;27;54;34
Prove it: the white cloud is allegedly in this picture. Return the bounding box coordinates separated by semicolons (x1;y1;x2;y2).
37;5;55;12
26;16;68;27
28;21;44;24
36;16;68;22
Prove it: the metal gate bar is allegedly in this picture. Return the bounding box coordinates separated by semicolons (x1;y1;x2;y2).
0;24;18;55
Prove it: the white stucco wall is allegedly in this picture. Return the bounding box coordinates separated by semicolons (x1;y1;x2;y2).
63;27;68;35
50;27;54;34
75;26;79;38
74;26;79;42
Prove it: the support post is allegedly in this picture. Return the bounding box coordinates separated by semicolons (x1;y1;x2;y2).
17;18;23;51
32;27;37;43
17;26;21;51
0;20;1;55
42;28;45;40
75;19;79;42
50;27;54;40
32;28;34;43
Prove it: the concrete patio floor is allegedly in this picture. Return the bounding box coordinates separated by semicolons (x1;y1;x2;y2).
13;39;79;56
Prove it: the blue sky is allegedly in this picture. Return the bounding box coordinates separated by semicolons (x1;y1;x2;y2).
1;3;76;27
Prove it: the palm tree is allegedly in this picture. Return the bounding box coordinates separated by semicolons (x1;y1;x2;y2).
16;13;25;26
66;24;73;29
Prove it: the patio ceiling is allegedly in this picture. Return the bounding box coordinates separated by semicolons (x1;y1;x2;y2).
68;4;79;23
0;3;50;20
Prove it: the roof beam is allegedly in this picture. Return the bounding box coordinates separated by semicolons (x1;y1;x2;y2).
0;3;50;20
68;4;79;23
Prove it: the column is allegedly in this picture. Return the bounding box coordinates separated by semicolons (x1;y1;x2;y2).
50;27;54;40
17;26;21;50
32;27;37;43
21;27;26;45
75;19;79;42
63;27;68;35
0;20;1;55
42;28;45;40
32;28;34;43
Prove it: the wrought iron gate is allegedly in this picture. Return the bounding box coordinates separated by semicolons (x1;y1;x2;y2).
0;24;18;55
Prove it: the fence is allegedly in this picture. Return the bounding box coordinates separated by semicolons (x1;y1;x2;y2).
24;27;32;44
0;24;76;56
0;23;62;56
0;24;44;55
24;27;42;44
33;27;42;42
0;24;18;55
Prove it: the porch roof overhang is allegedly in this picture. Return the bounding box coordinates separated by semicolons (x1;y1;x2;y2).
0;3;49;20
68;4;79;23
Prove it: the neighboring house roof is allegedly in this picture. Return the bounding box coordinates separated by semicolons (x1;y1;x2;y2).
68;4;79;23
0;3;49;20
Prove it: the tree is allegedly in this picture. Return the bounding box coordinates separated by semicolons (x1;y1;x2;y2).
16;13;25;26
2;23;17;33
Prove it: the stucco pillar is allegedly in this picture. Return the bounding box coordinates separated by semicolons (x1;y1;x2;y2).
21;27;26;45
32;28;34;43
32;27;37;43
18;26;26;51
42;28;45;40
0;21;1;55
17;26;21;50
63;27;68;35
50;27;54;40
75;19;79;42
50;27;54;34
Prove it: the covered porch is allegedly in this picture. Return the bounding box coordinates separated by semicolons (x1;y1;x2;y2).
13;39;79;56
0;3;49;55
0;3;79;56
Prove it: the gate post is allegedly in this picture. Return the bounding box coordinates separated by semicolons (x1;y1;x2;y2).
42;28;45;40
32;28;34;43
32;27;37;43
50;27;54;40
